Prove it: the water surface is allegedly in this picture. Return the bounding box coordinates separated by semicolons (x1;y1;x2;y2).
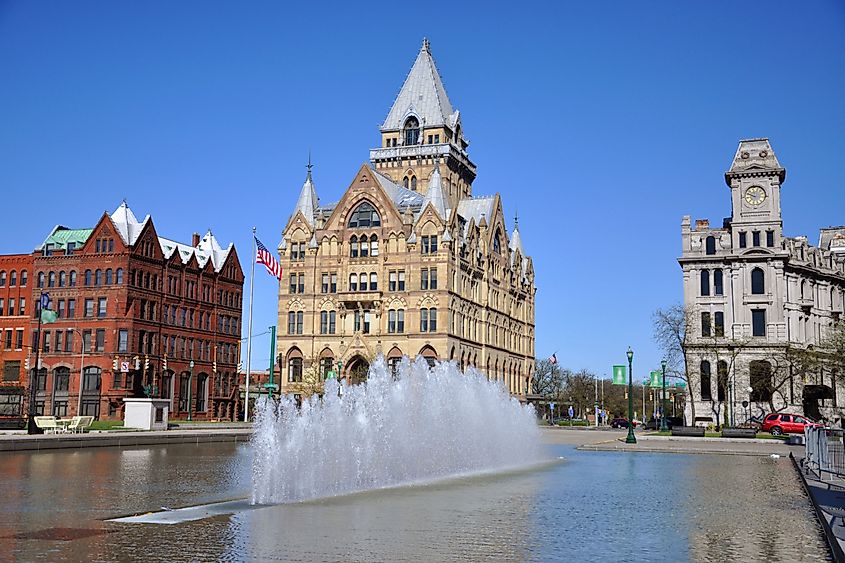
0;437;828;561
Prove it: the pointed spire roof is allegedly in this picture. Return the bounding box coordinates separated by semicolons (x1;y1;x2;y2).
382;38;457;132
419;160;448;219
110;201;149;245
509;214;524;256
293;159;318;226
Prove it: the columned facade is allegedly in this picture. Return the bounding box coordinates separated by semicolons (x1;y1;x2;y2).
680;139;845;426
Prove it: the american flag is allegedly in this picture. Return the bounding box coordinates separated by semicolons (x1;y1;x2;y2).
255;236;282;279
548;353;557;365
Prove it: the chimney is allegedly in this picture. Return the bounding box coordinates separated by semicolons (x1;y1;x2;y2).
192;232;200;247
695;219;710;230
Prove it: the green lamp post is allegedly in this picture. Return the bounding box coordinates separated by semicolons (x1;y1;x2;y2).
625;346;636;444
659;358;668;432
187;359;194;422
336;359;343;398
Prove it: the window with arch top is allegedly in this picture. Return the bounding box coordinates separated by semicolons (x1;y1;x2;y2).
751;268;765;295
348;202;381;228
493;229;502;254
705;236;716;255
403;116;420;146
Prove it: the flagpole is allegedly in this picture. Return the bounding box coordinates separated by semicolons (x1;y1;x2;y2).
244;227;257;422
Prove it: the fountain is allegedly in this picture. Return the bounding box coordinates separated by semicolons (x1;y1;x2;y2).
251;355;546;504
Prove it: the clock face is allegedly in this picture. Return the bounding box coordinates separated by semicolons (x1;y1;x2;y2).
744;186;766;206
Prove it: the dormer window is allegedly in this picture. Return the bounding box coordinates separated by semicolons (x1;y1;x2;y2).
348;202;381;228
403;116;420;146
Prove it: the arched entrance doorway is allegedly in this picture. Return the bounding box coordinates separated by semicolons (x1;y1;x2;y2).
346;356;370;385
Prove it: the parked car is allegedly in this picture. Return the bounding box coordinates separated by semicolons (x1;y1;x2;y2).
760;413;822;436
644;416;685;430
611;417;637;428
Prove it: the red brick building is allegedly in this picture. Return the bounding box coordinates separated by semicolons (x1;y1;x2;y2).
15;202;244;421
0;254;33;423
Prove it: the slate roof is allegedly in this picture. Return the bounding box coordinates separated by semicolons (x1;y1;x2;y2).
45;202;235;273
111;201;150;246
372;170;424;209
382;39;458;132
293;170;319;227
419;162;448;220
727;138;784;182
456;196;496;235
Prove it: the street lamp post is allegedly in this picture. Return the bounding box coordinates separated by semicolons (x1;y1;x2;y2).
660;359;668;432
336;359;343;398
626;347;636;444
73;328;85;417
187;359;194;421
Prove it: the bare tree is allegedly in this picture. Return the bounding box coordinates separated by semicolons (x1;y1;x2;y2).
653;304;697;423
532;359;562;398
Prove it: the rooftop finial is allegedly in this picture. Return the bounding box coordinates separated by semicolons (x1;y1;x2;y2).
422;37;430;52
514;210;519;229
306;150;313;181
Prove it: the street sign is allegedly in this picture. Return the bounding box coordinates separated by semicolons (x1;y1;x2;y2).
120;361;129;373
568;406;574;418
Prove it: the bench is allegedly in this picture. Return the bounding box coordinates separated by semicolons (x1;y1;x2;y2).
721;427;758;438
671;426;705;437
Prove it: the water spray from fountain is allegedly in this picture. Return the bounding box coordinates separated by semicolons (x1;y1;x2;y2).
251;355;546;504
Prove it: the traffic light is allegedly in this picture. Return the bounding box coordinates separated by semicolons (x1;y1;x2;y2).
113;357;119;371
133;356;140;370
144;355;150;370
162;354;168;371
24;357;29;371
237;361;243;372
213;360;217;373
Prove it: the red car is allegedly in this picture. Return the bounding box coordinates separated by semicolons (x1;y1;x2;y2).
760;413;822;436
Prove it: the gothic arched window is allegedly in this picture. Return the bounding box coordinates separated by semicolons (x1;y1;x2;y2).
348;202;381;228
403;116;420;146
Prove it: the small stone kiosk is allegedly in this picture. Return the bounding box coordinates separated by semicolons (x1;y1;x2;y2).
123;398;170;431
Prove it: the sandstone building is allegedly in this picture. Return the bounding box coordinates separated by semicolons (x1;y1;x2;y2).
276;40;536;400
680;139;845;425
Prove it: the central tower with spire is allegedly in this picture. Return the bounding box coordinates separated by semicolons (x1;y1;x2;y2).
369;38;477;210
277;39;535;406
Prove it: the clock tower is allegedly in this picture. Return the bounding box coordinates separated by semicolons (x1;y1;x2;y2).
725;138;785;249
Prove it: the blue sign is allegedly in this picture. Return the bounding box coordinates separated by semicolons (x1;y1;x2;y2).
40;293;51;309
568;406;574;418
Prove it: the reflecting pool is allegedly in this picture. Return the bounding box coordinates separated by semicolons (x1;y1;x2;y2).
0;433;829;561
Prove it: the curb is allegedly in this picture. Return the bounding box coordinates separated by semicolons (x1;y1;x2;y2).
0;429;253;452
790;452;844;562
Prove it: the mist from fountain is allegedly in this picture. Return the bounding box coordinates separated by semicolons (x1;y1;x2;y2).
251;355;546;505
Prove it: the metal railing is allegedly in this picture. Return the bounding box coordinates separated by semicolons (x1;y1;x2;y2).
805;426;845;479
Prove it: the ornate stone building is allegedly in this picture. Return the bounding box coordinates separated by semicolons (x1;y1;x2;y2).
680;139;845;426
276;40;536;400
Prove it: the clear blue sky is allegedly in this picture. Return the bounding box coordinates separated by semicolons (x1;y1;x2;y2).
2;1;844;379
